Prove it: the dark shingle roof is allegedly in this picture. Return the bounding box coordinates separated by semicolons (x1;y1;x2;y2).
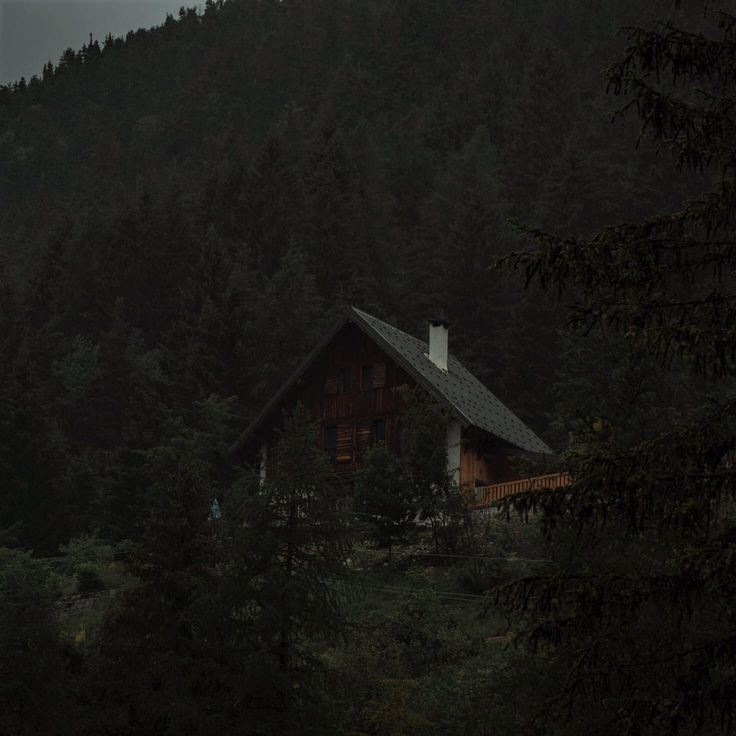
351;309;552;455
233;306;552;455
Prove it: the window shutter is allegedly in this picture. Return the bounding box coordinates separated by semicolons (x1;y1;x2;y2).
325;376;338;395
373;363;387;388
357;420;372;452
336;423;354;462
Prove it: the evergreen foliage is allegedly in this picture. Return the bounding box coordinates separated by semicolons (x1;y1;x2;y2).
0;1;722;733
0;0;685;551
216;403;354;733
0;549;63;735
83;410;222;734
357;389;469;556
499;3;736;733
357;445;416;558
396;389;468;553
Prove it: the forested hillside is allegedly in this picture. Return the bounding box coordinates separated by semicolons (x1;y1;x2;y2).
0;0;693;550
4;2;733;735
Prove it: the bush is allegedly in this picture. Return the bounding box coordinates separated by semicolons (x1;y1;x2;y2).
76;566;106;593
0;548;63;733
59;534;114;573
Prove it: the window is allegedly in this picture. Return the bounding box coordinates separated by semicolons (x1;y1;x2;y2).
373;419;386;446
326;426;337;459
361;365;373;390
338;367;352;394
360;362;386;389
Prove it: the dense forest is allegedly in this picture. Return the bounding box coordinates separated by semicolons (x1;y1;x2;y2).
2;0;735;734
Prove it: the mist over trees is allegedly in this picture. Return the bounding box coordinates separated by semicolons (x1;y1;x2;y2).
1;1;732;734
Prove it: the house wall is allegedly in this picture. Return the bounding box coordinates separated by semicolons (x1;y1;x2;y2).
446;420;462;485
260;323;413;473
256;322;518;485
459;426;514;487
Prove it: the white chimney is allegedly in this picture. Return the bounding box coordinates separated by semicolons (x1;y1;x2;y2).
428;318;449;371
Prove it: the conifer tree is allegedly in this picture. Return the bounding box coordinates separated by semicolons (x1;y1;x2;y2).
244;246;325;407
501;5;736;733
219;402;354;733
395;389;467;553
86;403;225;735
356;445;416;560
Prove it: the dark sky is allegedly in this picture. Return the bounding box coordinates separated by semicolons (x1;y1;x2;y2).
1;0;189;85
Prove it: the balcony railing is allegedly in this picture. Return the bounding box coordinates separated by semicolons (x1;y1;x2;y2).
466;472;571;509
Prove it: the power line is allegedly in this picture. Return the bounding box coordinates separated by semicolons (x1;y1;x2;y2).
410;552;550;563
328;579;493;603
369;584;488;601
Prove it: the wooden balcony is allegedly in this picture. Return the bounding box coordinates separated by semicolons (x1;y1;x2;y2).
466;472;571;509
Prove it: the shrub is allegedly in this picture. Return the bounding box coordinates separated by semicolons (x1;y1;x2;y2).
76;566;106;593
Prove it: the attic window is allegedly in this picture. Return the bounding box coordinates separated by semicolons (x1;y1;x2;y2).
361;362;386;390
361;365;373;390
338;367;352;394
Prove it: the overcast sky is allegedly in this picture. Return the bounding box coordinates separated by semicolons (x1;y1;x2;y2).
1;0;192;85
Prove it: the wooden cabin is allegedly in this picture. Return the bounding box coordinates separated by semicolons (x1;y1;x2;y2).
232;308;556;501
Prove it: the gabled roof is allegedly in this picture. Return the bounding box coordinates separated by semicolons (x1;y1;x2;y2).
233;307;552;455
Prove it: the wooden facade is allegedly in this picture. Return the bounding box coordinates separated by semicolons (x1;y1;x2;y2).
249;321;531;489
257;323;408;474
458;426;515;487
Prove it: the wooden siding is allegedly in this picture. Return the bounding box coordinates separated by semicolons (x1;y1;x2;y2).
254;321;554;489
260;323;411;473
459;427;514;487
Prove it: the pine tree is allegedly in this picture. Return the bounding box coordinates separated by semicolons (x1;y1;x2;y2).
501;5;736;733
219;402;354;733
356;446;416;560
243;246;325;408
396;388;467;553
86;405;224;734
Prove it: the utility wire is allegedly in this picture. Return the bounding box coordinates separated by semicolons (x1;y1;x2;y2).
410;552;550;563
328;579;493;603
369;584;488;601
